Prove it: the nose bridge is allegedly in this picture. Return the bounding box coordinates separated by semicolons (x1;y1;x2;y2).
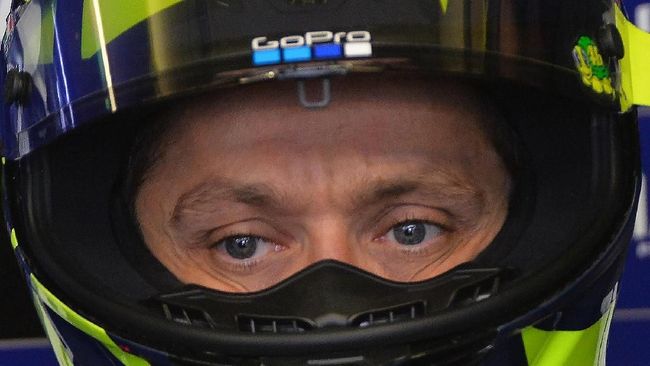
304;216;361;266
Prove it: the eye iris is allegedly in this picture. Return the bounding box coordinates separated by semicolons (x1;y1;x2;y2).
393;222;426;245
225;236;258;259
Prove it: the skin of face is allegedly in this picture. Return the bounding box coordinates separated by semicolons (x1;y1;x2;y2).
135;75;511;293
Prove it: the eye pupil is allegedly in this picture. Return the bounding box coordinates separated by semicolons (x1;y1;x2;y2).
393;222;426;245
225;236;258;259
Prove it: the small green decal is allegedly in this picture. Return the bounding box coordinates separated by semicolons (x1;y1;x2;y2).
572;36;614;96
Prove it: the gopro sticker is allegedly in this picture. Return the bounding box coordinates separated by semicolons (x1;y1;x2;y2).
251;31;372;66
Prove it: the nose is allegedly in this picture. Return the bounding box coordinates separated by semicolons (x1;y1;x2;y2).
303;217;364;268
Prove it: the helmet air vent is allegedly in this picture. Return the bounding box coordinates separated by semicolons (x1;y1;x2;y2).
237;315;315;334
350;301;425;328
161;303;217;329
449;275;501;307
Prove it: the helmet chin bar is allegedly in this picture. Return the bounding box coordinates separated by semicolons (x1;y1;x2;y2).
144;260;513;364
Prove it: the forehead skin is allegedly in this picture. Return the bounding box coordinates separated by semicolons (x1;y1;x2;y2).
135;75;511;292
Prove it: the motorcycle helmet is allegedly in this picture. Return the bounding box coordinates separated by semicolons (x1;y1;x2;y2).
2;0;650;365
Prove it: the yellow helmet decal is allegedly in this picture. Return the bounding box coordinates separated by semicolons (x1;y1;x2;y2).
439;0;448;14
522;301;615;366
616;4;650;111
30;274;151;366
81;0;182;59
10;228;19;250
33;295;75;366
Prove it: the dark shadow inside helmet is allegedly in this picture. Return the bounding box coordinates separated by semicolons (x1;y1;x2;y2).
6;77;638;361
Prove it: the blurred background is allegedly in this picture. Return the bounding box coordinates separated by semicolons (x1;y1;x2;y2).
0;0;649;365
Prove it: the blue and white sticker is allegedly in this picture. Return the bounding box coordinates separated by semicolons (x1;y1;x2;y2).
251;31;373;66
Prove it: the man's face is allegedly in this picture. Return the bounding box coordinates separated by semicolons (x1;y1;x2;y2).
135;76;511;292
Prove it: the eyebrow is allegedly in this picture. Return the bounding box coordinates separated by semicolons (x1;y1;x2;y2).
170;174;482;228
355;177;483;214
170;179;286;225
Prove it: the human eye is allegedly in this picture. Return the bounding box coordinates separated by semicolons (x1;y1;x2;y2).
383;220;445;250
212;235;280;271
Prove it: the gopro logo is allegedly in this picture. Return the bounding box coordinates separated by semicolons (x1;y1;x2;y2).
251;31;372;66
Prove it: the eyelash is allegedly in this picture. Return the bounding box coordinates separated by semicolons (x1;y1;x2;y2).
223;257;262;273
